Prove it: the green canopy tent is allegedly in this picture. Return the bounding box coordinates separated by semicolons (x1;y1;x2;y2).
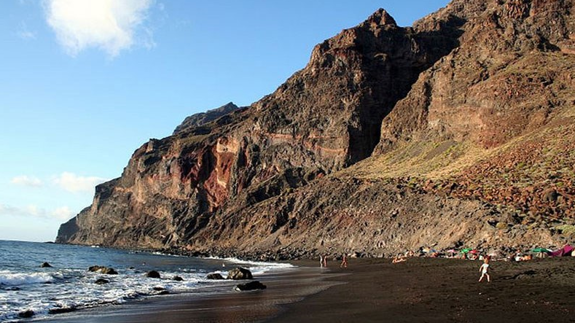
531;247;549;258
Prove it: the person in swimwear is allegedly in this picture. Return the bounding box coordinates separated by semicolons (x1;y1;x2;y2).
478;257;491;282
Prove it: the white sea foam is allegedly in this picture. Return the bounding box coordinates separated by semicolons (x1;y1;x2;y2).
0;270;55;286
0;269;215;322
0;241;297;322
221;257;296;275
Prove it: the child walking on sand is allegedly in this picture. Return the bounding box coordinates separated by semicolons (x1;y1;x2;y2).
478;258;491;282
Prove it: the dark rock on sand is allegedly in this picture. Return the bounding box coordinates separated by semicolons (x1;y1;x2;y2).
95;278;110;285
88;266;118;275
48;307;76;314
227;267;253;280
206;273;224;280
40;262;52;268
234;281;266;291
153;287;170;295
146;270;161;278
173;276;184;281
18;310;34;318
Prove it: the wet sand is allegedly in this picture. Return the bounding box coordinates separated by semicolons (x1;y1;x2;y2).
36;257;575;323
35;267;339;323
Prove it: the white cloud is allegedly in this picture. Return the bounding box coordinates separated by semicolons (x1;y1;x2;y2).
11;175;43;188
51;206;74;220
53;172;108;193
0;203;75;220
44;0;155;57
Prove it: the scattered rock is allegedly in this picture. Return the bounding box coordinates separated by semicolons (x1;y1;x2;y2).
40;262;52;268
95;278;110;285
18;310;34;318
88;266;118;275
173;276;184;281
227;267;253;280
207;273;224;280
146;270;161;278
234;281;267;291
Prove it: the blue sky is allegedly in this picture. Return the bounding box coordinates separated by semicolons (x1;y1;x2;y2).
1;0;451;242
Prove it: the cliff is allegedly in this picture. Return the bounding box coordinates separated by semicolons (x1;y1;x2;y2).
58;0;575;259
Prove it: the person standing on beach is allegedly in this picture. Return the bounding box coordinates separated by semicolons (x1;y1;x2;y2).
478;258;491;282
340;253;348;268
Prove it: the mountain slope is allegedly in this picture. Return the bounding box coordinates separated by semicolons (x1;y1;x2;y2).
58;0;575;258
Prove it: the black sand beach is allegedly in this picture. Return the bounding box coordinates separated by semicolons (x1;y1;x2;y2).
35;267;338;323
36;257;575;323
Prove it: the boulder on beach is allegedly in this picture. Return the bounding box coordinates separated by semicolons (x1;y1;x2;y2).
146;270;161;278
88;266;118;275
95;278;109;285
173;276;184;281
18;310;35;318
234;281;266;291
227;267;253;280
206;273;224;280
40;262;52;268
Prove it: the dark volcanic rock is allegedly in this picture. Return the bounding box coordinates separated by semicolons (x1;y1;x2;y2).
146;270;161;279
226;267;253;280
95;278;110;285
173;276;184;281
18;310;34;318
40;262;52;268
88;266;118;275
234;281;266;291
206;273;224;280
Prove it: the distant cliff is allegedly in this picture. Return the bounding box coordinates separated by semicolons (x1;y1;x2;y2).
172;102;240;135
58;0;575;259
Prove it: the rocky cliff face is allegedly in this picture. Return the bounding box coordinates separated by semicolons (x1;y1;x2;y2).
172;102;239;135
58;0;575;258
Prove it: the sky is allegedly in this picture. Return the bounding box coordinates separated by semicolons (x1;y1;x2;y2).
1;0;451;242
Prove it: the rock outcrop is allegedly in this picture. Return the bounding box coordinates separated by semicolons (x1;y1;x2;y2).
57;0;575;257
226;267;253;280
88;266;118;275
173;102;240;135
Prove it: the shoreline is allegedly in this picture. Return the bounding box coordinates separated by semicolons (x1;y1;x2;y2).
32;256;575;323
33;265;340;323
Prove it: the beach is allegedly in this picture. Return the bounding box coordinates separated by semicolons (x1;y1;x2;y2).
34;266;339;323
35;256;575;323
272;257;575;323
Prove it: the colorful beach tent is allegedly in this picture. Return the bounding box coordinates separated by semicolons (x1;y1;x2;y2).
461;248;472;254
548;245;574;257
531;248;549;253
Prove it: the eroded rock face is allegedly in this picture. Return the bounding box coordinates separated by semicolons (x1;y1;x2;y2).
377;0;575;151
57;8;454;250
57;0;575;257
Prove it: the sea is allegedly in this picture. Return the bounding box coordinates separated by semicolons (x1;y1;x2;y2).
0;240;294;322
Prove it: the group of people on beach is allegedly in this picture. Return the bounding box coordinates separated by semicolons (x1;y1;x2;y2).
319;254;348;268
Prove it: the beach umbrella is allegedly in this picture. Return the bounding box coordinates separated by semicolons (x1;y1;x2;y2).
531;248;549;253
469;249;478;254
460;248;471;254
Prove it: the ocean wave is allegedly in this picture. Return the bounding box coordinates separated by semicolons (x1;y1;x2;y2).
0;270;55;286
